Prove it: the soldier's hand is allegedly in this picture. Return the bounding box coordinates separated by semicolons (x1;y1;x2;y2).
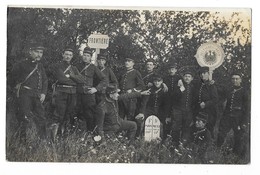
87;87;97;94
200;102;206;109
65;74;70;78
162;83;168;92
135;113;145;120
40;94;46;103
147;82;153;87
141;89;151;95
165;117;171;124
178;79;184;87
209;80;215;85
127;89;132;93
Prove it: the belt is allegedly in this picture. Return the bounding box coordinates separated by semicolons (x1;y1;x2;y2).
56;85;75;88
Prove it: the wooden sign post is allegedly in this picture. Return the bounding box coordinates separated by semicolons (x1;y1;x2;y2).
87;33;109;64
144;115;160;142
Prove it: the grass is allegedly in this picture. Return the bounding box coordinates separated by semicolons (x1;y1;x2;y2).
6;120;249;164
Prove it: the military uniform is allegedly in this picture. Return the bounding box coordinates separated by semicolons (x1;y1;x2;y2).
95;66;118;103
96;91;142;142
171;81;195;145
190;112;212;163
118;68;144;120
76;62;107;131
193;80;218;138
217;85;249;156
142;70;156;87
50;60;85;135
10;57;48;141
139;84;169;138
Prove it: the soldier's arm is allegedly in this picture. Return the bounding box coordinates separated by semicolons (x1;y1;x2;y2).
94;66;108;91
241;88;250;126
108;68;118;87
49;64;76;85
69;66;87;84
134;70;145;91
118;92;142;101
40;64;48;95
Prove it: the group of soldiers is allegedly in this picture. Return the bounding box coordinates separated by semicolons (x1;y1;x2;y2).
9;41;250;159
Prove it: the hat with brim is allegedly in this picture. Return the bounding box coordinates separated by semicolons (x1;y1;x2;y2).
64;48;74;53
97;54;107;60
125;57;134;62
29;42;45;51
231;71;242;78
168;63;178;69
199;66;209;74
181;70;194;77
196;112;209;123
106;86;121;94
153;74;163;81
83;47;93;55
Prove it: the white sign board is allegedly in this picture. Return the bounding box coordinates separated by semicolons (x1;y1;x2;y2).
88;34;109;49
144;115;160;142
195;41;225;70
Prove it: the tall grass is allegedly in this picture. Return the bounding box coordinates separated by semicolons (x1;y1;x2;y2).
6;121;249;164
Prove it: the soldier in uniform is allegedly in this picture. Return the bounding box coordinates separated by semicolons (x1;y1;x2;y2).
137;74;169;139
96;54;118;103
216;72;250;157
171;69;195;146
49;48;85;139
193;67;218;139
10;41;48;143
96;86;150;144
163;63;182;137
75;47;107;131
118;58;145;121
190;112;212;163
142;59;157;87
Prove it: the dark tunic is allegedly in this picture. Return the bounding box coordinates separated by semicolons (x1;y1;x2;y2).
119;68;144;92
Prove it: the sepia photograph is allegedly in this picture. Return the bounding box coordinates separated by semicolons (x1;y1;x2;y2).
5;5;252;165
4;0;260;174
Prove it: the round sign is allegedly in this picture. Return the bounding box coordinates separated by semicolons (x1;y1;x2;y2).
195;41;225;69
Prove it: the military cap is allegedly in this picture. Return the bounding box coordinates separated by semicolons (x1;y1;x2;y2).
181;69;194;77
64;48;74;53
231;71;242;78
145;58;156;64
106;85;120;94
125;57;135;62
97;54;107;60
153;74;163;81
168;63;178;69
29;41;45;51
199;66;209;74
83;47;93;55
196;112;209;123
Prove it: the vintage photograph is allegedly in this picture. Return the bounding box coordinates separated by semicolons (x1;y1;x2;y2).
6;6;251;164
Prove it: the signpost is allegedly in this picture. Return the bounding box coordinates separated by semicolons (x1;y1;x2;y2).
88;33;109;54
144;115;160;142
195;41;225;80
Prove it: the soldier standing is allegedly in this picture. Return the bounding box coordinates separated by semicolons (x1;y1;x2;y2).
49;48;85;138
142;59;157;87
137;75;169;139
193;67;218;139
75;47;107;132
216;72;250;157
118;57;145;137
10;41;48;143
171;70;195;146
96;54;118;103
